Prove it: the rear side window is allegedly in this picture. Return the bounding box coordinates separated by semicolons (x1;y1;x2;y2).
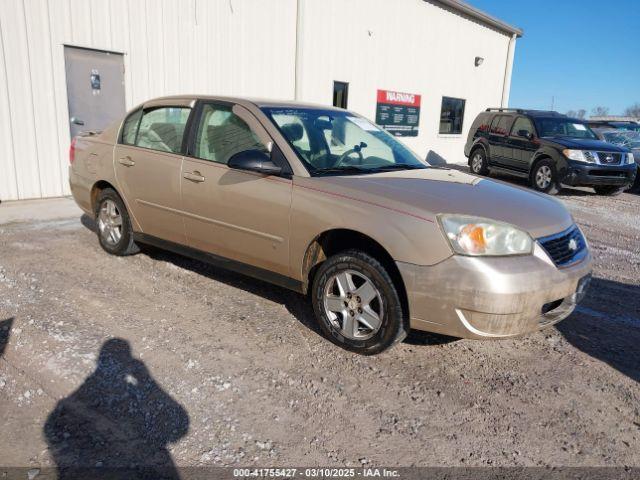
193;103;268;164
136;107;191;154
490;115;512;136
120;109;142;145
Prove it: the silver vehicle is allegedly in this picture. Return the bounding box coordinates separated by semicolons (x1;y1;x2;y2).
594;128;640;191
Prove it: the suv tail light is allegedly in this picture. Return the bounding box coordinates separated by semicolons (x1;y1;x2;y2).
69;137;77;164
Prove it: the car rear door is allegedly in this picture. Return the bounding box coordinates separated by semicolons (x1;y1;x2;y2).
180;101;293;277
114;101;192;245
487;115;513;166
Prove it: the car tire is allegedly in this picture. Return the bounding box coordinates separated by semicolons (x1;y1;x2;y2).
530;159;560;195
469;148;489;176
311;250;407;355
593;185;625;196
626;167;640;193
94;188;139;256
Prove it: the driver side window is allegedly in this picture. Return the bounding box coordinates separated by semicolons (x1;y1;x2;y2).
511;117;535;137
194;103;268;164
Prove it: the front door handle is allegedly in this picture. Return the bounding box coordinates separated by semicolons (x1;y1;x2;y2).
118;156;135;167
183;171;205;183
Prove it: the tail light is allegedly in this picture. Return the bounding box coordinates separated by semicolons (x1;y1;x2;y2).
69;137;77;164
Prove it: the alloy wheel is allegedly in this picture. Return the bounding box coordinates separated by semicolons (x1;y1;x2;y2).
323;270;384;340
535;165;553;189
97;199;123;246
471;153;483;173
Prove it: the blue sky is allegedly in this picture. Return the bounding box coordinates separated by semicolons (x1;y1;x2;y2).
471;0;639;115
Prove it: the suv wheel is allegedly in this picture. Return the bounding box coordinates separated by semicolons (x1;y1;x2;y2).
470;149;489;175
625;169;640;193
530;159;560;195
311;250;407;355
95;188;139;256
593;185;625;196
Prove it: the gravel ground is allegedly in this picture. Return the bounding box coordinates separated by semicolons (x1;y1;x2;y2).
0;182;639;471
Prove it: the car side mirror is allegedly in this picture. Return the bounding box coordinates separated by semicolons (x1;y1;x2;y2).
517;129;534;140
228;150;282;176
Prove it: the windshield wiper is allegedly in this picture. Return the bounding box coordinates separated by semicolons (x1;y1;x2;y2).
367;164;427;172
313;166;370;176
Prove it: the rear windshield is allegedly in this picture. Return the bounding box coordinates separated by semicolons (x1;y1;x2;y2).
534;118;597;139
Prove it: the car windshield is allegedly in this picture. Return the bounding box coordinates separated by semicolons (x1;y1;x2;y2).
610;123;640;132
535;118;598;139
603;130;640;148
261;107;427;175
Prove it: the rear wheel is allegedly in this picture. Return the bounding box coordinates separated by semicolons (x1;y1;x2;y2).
530;159;560;195
95;188;139;256
311;250;407;355
469;148;489;175
593;185;625;196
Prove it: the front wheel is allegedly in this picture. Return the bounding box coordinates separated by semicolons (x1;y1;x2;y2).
311;250;407;355
95;188;139;256
593;185;625;196
625;167;640;193
530;159;560;195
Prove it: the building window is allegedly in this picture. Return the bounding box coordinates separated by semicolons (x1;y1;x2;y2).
333;81;349;109
439;96;466;134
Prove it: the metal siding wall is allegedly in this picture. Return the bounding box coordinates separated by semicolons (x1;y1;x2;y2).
0;14;19;200
1;0;42;199
297;0;515;164
0;0;513;200
0;0;297;201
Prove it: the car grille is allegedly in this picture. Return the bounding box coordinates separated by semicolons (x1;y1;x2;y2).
584;151;623;165
538;226;587;267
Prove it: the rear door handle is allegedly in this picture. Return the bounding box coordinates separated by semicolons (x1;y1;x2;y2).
118;156;135;167
183;171;205;183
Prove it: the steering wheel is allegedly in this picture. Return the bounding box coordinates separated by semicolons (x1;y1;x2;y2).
334;147;364;167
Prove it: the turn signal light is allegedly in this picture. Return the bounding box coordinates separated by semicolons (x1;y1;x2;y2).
459;224;487;254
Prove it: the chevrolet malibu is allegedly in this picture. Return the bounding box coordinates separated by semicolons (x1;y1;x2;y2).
69;96;592;354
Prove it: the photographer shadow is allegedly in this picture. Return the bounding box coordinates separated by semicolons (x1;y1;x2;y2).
44;338;189;479
0;317;13;358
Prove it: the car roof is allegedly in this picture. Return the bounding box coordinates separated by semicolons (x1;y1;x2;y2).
143;94;346;111
485;108;568;118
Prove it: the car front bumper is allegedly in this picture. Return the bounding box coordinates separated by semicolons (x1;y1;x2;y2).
397;243;592;339
561;161;636;187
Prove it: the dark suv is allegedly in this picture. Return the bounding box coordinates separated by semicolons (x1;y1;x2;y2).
464;109;637;195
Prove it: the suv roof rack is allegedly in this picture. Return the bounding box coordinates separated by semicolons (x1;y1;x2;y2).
485;108;524;113
485;108;566;117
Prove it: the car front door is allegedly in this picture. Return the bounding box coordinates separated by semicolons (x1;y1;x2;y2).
507;116;538;172
114;103;192;245
180;102;293;277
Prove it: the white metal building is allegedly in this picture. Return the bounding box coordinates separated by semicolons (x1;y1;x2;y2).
0;0;521;201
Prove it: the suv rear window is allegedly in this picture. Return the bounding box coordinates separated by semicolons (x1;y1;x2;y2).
489;115;511;136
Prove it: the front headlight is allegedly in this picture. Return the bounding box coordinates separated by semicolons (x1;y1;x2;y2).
438;215;533;256
563;149;595;163
627;152;635;164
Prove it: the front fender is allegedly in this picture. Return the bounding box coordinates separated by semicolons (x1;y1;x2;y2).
289;178;454;281
532;148;567;176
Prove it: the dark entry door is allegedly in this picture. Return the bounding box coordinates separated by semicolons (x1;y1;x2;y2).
64;46;126;138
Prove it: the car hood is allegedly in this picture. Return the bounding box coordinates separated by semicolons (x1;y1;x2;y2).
541;136;629;152
313;168;574;239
